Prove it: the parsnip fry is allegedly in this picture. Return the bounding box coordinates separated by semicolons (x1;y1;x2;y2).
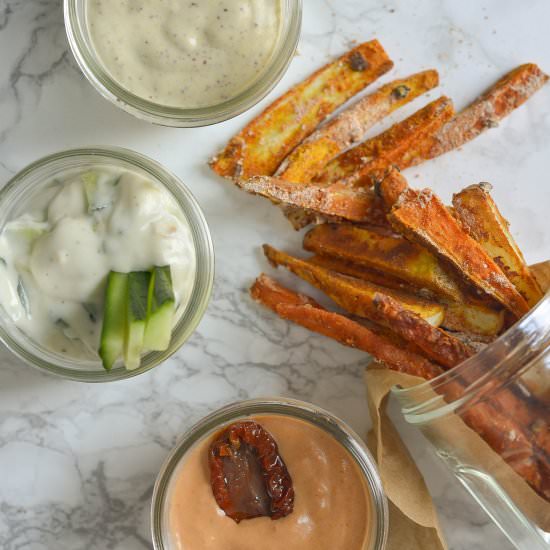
277;70;439;184
303;223;464;301
309;252;505;337
210;40;393;179
388;188;530;317
453;183;543;308
263;244;445;326
426;63;549;160
250;274;443;380
237;176;390;226
316;96;454;186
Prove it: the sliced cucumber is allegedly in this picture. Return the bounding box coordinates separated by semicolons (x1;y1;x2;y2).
144;266;175;352
124;271;151;370
99;271;128;371
82;171;99;209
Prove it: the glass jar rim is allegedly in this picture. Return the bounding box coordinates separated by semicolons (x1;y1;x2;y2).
63;0;303;127
151;397;389;550
393;292;550;422
0;146;214;382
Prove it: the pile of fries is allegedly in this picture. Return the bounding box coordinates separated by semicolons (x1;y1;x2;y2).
209;42;550;500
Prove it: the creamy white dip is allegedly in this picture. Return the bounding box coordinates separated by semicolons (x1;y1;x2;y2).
86;0;282;108
0;168;196;361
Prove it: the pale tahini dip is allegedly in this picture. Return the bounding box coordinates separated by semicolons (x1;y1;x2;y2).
86;0;282;108
0;168;195;361
168;415;372;550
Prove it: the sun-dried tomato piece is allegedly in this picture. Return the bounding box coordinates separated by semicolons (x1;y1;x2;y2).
208;420;294;523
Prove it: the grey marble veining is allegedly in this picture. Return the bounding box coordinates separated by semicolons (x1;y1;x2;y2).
1;1;549;549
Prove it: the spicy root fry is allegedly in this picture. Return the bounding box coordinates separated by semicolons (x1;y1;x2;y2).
387;187;530;318
237;176;391;227
250;274;444;380
262;244;446;326
276;69;440;184
209;40;393;179
452;183;544;308
314;96;455;187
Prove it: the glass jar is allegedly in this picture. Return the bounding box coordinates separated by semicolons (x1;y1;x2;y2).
394;293;550;550
151;398;389;550
0;147;214;382
64;0;302;127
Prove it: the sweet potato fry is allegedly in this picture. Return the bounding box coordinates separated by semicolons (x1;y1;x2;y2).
210;40;393;179
424;63;549;160
315;96;454;186
304;223;464;301
237;176;390;226
250;274;444;380
263;244;445;326
388;188;531;317
276;70;440;184
453;183;544;308
309;252;504;337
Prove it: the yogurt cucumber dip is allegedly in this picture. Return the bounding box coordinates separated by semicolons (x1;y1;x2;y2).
86;0;283;109
0;167;196;370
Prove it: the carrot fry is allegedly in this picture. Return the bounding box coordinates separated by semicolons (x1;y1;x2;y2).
237;176;390;226
263;244;445;326
210;40;393;179
276;70;440;184
303;223;464;301
388;187;530;317
250;274;443;380
371;293;473;368
316;96;454;186
425;63;549;160
453;183;544;308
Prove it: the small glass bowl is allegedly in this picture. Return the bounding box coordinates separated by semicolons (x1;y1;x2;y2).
0;147;214;382
64;0;302;127
151;398;389;550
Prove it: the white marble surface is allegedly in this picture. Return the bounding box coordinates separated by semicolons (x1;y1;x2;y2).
0;1;549;549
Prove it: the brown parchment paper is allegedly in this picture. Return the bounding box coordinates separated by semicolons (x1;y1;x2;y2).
364;261;550;549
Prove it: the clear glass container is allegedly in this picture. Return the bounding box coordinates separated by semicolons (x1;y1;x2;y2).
394;293;550;550
64;0;302;127
151;398;389;550
0;147;214;382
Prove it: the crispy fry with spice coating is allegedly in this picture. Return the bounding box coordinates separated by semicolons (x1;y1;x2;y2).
316;96;454;186
237;176;390;226
304;223;464;301
250;274;444;380
453;183;543;308
388;188;530;317
425;64;549;159
371;293;474;368
309;251;504;337
210;41;393;179
263;244;445;326
277;70;440;184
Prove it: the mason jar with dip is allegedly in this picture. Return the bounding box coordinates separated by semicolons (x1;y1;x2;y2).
0;147;214;382
64;0;302;126
151;398;389;550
